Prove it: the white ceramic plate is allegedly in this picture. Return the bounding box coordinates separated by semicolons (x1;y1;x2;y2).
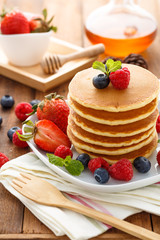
23;111;160;193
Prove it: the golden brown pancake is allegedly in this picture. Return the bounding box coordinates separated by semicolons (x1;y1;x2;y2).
69;64;159;112
67;127;156;155
70;108;158;137
68;116;155;147
75;134;158;164
68;64;159;163
68;97;157;125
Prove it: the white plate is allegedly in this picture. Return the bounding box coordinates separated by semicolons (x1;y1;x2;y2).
23;113;160;193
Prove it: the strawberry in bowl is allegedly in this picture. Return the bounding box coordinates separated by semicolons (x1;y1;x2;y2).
0;8;57;66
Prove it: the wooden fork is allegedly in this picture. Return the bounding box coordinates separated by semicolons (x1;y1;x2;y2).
11;173;160;240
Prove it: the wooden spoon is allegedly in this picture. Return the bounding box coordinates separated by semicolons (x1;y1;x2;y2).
11;172;160;240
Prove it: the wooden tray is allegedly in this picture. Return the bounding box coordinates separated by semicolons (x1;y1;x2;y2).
0;37;97;92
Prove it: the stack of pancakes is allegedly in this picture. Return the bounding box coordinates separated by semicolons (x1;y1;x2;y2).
67;64;160;164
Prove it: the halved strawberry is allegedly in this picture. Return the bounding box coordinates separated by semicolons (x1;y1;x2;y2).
17;119;71;152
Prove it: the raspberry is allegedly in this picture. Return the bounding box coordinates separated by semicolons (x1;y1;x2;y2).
156;122;160;133
109;158;133;181
54;145;73;159
109;67;130;90
157;115;160;123
156;115;160;133
12;129;28;148
15;102;33;121
88;157;110;173
0;153;9;167
123;67;130;76
157;151;160;166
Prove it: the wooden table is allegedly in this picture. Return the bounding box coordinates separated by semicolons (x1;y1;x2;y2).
0;0;160;239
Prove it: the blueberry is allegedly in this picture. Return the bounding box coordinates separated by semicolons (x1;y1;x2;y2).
1;95;15;108
7;126;20;141
0;116;2;126
94;168;110;184
30;99;41;106
105;64;108;71
76;153;90;168
93;74;110;89
133;156;151;173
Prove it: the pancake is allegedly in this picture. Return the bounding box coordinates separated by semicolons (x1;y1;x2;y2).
68;64;159;112
70;108;158;137
68;96;158;125
68;116;155;147
75;134;158;164
67;127;156;155
68;64;159;164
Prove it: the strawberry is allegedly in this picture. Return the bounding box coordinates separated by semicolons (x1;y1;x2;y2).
29;8;57;33
17;119;71;152
31;93;69;134
0;10;30;34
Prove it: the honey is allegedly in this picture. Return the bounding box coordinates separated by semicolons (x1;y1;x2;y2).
85;3;157;57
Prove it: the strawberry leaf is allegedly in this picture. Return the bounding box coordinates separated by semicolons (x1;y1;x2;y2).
22;120;35;127
49;26;57;32
42;8;47;21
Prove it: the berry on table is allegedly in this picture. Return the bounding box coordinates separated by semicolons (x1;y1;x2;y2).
12;129;28;148
109;158;133;181
92;74;110;89
76;153;90;168
88;157;110;173
0;95;15;108
109;67;130;90
15;102;33;121
30;99;41;106
94;168;110;184
54;145;73;159
7;126;20;141
133;156;151;173
0;116;2;126
157;151;160;166
0;153;9;168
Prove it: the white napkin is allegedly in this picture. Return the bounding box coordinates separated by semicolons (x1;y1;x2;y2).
1;152;160;240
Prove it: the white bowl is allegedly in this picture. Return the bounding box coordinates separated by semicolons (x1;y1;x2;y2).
0;31;52;67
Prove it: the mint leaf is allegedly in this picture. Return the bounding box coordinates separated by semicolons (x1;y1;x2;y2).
47;154;64;167
158;139;160;143
92;61;106;74
47;154;84;176
109;60;121;73
64;155;72;165
65;160;84;176
106;59;114;71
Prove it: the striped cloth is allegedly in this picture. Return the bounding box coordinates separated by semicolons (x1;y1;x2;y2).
1;152;160;240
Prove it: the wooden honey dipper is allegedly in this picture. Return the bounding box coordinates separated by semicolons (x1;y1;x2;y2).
41;43;105;74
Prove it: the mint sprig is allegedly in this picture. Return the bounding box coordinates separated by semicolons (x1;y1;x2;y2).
92;59;121;76
47;154;84;176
